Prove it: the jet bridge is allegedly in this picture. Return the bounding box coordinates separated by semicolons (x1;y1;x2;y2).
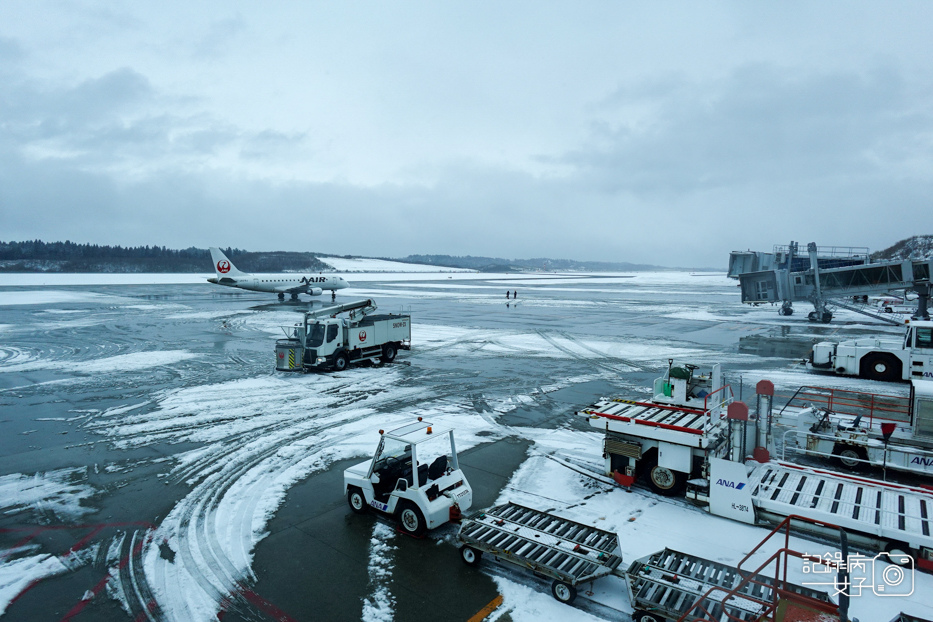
735;242;932;323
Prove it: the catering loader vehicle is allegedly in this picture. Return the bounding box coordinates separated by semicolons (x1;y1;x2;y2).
344;418;472;536
578;362;734;496
275;298;410;372
809;320;933;382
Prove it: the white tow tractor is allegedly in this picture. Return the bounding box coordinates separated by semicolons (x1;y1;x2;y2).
809;320;933;382
343;419;473;536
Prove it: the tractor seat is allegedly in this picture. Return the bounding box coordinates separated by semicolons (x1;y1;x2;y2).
428;455;448;480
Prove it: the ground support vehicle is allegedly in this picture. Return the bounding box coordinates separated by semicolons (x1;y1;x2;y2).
275;298;410;372
773;381;933;477
579;363;734;496
344;418;472;536
809;320;933;382
456;502;624;605
689;457;933;572
625;546;835;622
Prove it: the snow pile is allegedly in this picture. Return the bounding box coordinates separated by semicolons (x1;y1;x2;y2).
0;350;199;374
362;523;397;622
317;256;473;273
0;554;69;616
0;467;96;520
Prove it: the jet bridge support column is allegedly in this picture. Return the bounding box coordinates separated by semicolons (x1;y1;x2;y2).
913;284;931;321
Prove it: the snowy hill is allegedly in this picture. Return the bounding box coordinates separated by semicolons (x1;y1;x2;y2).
871;235;933;261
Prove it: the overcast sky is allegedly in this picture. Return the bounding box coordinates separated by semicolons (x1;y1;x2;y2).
1;2;931;268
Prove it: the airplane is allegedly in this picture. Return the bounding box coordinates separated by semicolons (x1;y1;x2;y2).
207;247;350;300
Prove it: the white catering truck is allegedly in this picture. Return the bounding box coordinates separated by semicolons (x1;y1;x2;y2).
809;320;933;382
275;298;410;372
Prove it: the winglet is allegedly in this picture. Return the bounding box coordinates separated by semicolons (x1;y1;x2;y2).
209;247;246;277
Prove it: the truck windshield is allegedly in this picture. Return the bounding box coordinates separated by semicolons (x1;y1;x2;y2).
306;324;325;347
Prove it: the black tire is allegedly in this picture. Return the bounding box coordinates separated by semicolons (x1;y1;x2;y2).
884;306;894;313
550;580;576;604
382;343;397;363
460;545;482;567
645;463;687;496
861;353;901;382
832;444;868;471
821;312;833;323
397;501;427;537
808;311;818;322
347;487;367;514
779;306;793;316
333;352;349;372
632;612;662;622
277;293;285;301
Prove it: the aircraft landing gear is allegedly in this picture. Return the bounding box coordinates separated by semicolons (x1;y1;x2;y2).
290;293;299;301
278;293;285;301
778;302;793;316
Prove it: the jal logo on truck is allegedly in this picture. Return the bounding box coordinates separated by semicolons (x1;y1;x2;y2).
393;321;407;328
359;330;367;341
716;479;746;490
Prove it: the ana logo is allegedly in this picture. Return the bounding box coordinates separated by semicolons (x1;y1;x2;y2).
716;478;746;490
910;456;933;467
359;330;367;341
216;260;230;274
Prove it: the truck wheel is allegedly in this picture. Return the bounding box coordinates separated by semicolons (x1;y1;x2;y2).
832;444;868;471
382;343;397;363
550;580;576;604
460;545;482;566
861;353;900;382
398;502;427;537
333;352;349;372
632;612;662;622
347;488;367;514
646;464;686;496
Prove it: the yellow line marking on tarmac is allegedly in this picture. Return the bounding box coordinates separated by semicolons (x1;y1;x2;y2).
467;594;503;622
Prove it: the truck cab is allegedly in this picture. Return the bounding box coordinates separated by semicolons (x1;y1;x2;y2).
344;419;473;536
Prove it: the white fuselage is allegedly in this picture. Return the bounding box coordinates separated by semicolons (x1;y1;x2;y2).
209;273;349;295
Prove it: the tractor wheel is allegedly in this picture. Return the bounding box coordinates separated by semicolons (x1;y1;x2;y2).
347;488;367;514
398;502;427;537
550;580;576;604
861;353;900;382
460;545;482;567
333;352;349;372
832;444;868;471
382;343;397;363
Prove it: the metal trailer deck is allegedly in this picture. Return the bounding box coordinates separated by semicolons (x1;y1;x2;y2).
456;502;623;604
749;462;933;561
581;398;723;445
626;548;833;622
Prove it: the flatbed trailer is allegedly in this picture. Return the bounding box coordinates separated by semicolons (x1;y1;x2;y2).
456;502;624;604
626;547;834;622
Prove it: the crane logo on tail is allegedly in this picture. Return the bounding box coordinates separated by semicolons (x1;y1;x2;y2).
217;261;230;274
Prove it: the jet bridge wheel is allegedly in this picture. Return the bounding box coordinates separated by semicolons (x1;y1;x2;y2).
347;487;367;514
550;580;577;605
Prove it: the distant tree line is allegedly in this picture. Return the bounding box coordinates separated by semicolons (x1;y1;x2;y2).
393;254;665;272
0;240;328;273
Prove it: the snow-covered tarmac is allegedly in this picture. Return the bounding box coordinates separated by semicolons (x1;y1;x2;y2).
0;271;926;621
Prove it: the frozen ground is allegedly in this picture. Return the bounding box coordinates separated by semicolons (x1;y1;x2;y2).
0;271;924;621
